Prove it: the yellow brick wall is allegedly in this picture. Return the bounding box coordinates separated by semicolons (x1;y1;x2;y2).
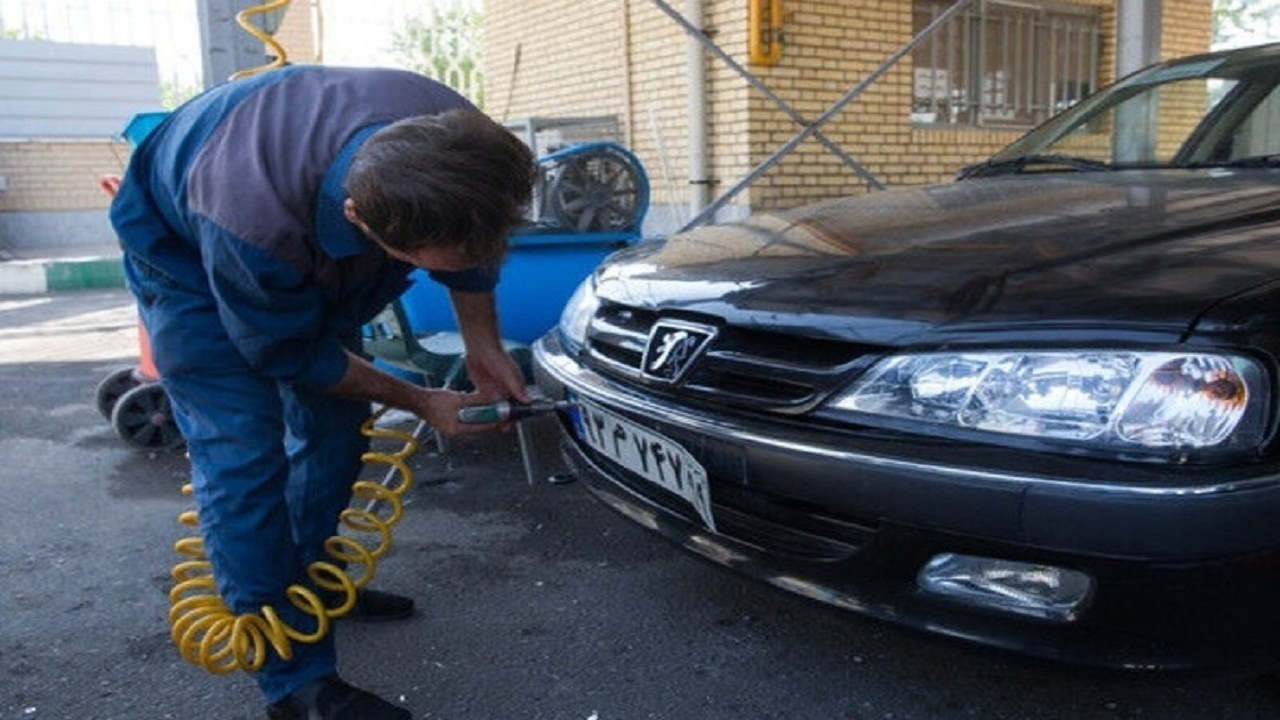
1162;0;1214;62
484;0;1213;216
744;0;920;209
484;0;761;220
0;140;132;212
276;0;319;65
484;0;628;125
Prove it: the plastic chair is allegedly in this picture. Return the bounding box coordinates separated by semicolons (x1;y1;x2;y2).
362;299;469;390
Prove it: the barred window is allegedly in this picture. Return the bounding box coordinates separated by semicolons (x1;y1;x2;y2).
912;0;1101;128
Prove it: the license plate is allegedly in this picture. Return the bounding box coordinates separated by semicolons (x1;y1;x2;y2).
572;399;715;532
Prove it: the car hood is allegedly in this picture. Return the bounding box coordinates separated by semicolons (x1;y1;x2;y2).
594;170;1280;346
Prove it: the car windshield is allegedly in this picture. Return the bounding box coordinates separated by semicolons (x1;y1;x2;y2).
977;45;1280;174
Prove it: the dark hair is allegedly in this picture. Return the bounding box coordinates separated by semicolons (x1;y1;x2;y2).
345;109;535;266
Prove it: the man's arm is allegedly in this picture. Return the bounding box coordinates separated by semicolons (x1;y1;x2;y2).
326;350;492;436
449;289;532;403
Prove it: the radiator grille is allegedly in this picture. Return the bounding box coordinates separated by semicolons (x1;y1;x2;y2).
583;302;879;412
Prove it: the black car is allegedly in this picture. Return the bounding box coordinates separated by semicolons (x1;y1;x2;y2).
531;42;1280;672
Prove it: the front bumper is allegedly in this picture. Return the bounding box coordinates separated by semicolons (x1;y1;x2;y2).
534;333;1280;673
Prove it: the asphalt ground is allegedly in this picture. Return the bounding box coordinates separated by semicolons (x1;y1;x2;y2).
4;289;1280;720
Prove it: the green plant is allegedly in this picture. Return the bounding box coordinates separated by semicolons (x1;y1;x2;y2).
1214;0;1280;47
390;2;485;108
161;79;202;110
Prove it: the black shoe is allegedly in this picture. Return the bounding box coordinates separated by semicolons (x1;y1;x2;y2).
325;588;416;622
266;676;410;720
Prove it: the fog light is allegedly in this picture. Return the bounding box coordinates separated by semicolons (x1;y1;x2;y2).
917;553;1093;622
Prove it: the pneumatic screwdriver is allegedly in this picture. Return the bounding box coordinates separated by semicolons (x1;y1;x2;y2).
457;399;575;424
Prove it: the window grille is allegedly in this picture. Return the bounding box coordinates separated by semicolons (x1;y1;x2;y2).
912;0;1101;128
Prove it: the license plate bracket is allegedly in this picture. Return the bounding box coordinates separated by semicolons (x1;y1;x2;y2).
570;398;715;532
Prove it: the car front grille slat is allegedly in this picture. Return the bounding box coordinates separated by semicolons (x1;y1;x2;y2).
585;314;647;369
711;482;876;560
684;369;817;407
584;302;878;412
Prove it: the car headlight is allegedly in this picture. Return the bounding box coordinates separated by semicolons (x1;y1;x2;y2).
827;350;1267;452
557;277;600;349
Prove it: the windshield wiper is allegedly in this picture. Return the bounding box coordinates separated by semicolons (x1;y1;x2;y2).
1218;155;1280;169
957;154;1114;180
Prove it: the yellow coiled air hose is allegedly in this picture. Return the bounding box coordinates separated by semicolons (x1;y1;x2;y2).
230;0;293;81
168;408;419;674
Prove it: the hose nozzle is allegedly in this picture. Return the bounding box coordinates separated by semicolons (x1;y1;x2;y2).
457;399;574;424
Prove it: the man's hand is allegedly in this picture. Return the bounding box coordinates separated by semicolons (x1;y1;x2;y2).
465;344;531;404
450;290;532;403
405;386;501;437
327;351;507;435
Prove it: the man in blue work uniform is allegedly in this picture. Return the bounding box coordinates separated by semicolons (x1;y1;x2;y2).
110;66;535;720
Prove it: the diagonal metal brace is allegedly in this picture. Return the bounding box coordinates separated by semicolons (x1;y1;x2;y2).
650;0;883;194
655;0;978;231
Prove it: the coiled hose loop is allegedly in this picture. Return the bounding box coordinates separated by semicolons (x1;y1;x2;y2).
168;408;419;674
229;0;292;81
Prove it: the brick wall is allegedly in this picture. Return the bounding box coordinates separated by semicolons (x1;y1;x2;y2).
485;0;630;129
276;0;319;65
483;0;1213;219
0;140;131;213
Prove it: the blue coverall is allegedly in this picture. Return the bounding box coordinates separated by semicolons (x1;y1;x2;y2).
109;66;497;702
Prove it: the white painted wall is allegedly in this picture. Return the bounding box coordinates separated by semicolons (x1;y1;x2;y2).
0;39;160;139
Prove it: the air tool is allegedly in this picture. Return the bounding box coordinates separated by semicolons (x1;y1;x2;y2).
457;398;575;424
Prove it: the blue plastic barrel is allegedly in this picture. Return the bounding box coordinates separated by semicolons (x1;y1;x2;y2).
400;229;634;344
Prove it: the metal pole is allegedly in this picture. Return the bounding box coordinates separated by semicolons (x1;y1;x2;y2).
197;0;268;88
676;0;978;231
1114;0;1162;163
687;0;711;216
1117;0;1161;78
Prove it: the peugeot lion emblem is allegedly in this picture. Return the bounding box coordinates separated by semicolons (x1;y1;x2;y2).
642;320;716;383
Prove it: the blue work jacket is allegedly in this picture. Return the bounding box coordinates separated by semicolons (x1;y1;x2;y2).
110;66;497;391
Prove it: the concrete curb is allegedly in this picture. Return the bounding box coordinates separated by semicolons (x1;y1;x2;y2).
0;255;125;294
